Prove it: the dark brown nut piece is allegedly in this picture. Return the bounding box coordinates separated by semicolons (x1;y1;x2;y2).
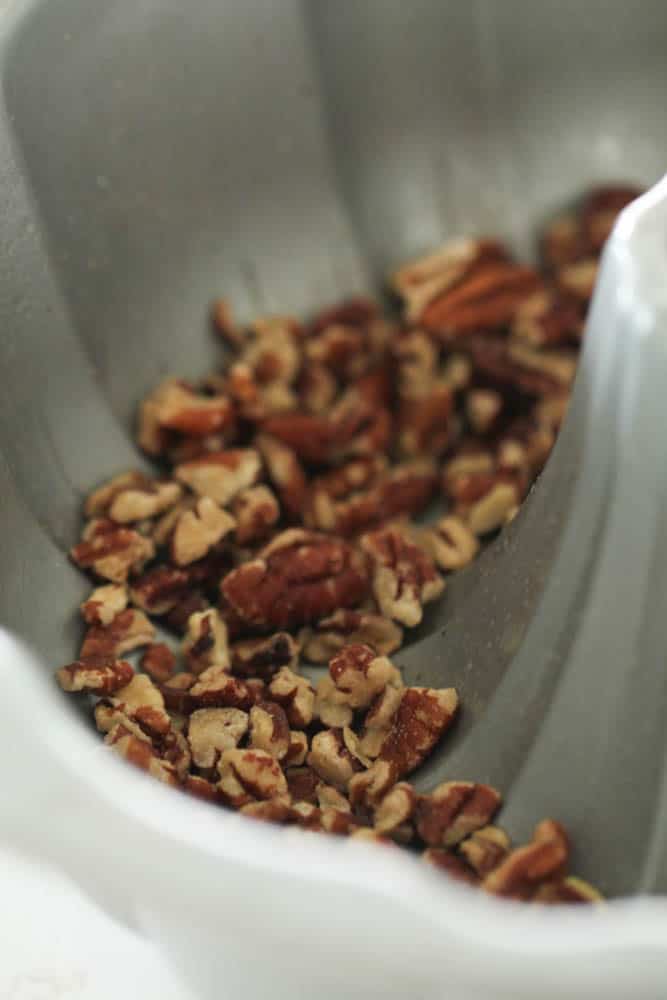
80;608;156;658
80;583;128;626
301;609;402;664
221;530;369;630
415;781;501;848
459;826;511;877
140;643;177;684
70;520;155;583
267;666;315;728
374;782;417;836
419;516;479;572
464;335;569;398
422;848;479;886
541;214;584;270
581;184;642;254
397;382;453;458
129;565;193;614
328;644;402;710
284;730;309;766
182;609;230;673
138;378;235;455
255;434;308;523
85;472;182;524
285;766;320;804
56;657;134;694
378;686;459;780
391;238;510;323
187;707;249;769
361;527;444;627
557;258;599;305
217;747;288;807
249;701;291;760
242;315;301;384
358;684;405;758
106;722;179;786
188;667;255;712
232;485;280;546
314;675;354;728
230;632;299;680
307;729;360;791
171;496;235;566
164;592;210;634
511;289;583;347
533;876;603;904
483;819;570;900
175;449;261;506
296;362;338;414
183;774;220;803
465;389;503;435
316;783;351;813
466;479;521;536
241;799;297;824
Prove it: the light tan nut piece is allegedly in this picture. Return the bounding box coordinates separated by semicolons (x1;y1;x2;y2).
138;378;235;455
483;819;570;900
361;527;444;627
397;382;453;458
187;707;249;769
301;609;402;664
420;516;479;572
466;481;520;536
183;774;220;804
328;644;402;710
232;485;280;546
268;666;315;729
70;520;155;583
217;748;288;807
171;496;235;566
231;633;299;680
459;826;511;877
315;675;354;729
186;668;255;712
358;684;405;758
56;657;134;695
129;565;193;614
307;729;360;791
86;472;182;523
374;782;417;836
140;643;177;684
114;673;165;714
175;449;261;505
533;876;603;904
415;781;502;848
80;584;128;626
182;609;230;673
80;608;156;658
249;701;291;760
105;722;179;786
255;433;308;523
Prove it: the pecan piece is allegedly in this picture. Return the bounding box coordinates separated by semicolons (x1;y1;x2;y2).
267;666;315;729
307;729;360;791
221;529;369;629
374;782;417;837
80;583;128;627
255;433;308;523
557;258;599;305
541;214;584;271
80;608;155;659
249;701;291;760
358;683;405;758
301;609;402;664
419;516;479;572
581;184;642;253
296;362;338;414
85;471;182;523
70;519;155;583
175;449;261;505
415;781;501;848
361;526;444;627
466;479;521;536
140;643;177;684
533;876;603;904
187;707;249;769
397;382;453;458
459;826;511;877
241;315;301;384
217;748;288;807
465;388;503;435
187;667;255;712
315;675;354;728
106;722;179;786
284;730;309;767
182;609;230;673
285;766;320;804
511;288;583;347
483;819;570;900
129;565;193;615
328;644;402;710
232;485;280;546
56;657;134;695
138;378;235;455
171;496;235;566
230;632;299;680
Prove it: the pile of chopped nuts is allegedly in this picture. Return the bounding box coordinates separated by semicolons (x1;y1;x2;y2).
57;185;640;902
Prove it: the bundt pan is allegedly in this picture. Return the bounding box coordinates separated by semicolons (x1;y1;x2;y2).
2;1;667;997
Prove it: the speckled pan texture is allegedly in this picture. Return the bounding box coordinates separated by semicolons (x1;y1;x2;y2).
1;0;667;914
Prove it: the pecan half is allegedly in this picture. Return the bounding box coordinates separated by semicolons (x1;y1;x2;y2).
300;609;402;664
80;583;128;627
187;707;249;769
70;519;155;583
171;496;235;566
361;526;444;627
415;782;501;848
56;657;134;695
221;529;369;629
175;449;261;506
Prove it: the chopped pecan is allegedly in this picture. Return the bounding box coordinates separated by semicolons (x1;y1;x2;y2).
295;362;338;414
80;583;128;626
217;748;288;807
187;707;249;769
307;728;361;791
581;184;642;253
221;530;369;629
358;683;405;758
328;644;402;711
377;686;458;780
261;410;336;464
85;471;182;523
267;666;315;728
230;632;299;680
129;565;192;614
315;675;353;728
255;433;308;523
466;479;521;536
80;607;155;658
465;388;503;435
175;449;261;506
459;826;511;877
361;526;444;627
374;782;417;836
511;288;583;347
183;774;220;803
483;819;570;900
111;672;165;714
422;849;479;885
316;783;351;813
397;382;453;458
285;766;320;804
305;323;369;379
164;591;210;634
171;496;235;566
415;781;501;848
56;657;134;695
106;722;179;786
232;485;280;546
284;730;309;766
249;701;291;760
393;330;438;398
241;799;297;824
188;667;255;712
541;213;584;271
70;519;155;583
557;258;598;305
211;297;244;348
419;516;479;572
301;609;402;664
533;876;603;904
348;759;396;810
140;643;177;683
307;297;379;336
138;378;235;455
182;609;230;673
